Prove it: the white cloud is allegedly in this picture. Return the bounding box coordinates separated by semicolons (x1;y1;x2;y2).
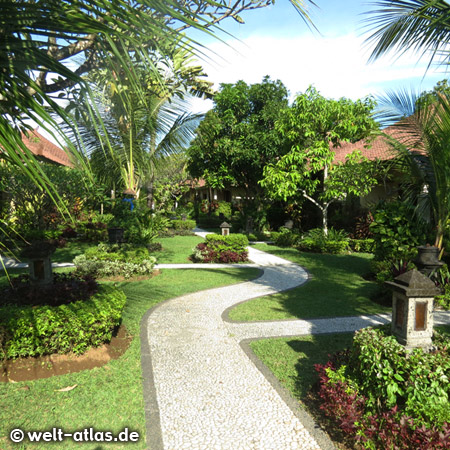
193;32;445;104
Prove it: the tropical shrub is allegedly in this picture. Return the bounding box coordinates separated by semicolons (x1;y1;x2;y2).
0;284;126;358
297;228;349;254
371;258;416;284
74;243;156;278
369;201;428;262
348;238;375;253
272;228;301;247
192;233;248;263
315;326;450;449
76;218;108;242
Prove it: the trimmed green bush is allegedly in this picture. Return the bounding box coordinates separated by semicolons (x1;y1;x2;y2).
74;243;156;279
171;219;196;231
297;228;349;254
205;233;248;251
0;285;126;359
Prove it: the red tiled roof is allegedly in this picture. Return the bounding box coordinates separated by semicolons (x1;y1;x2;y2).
332;124;423;164
21;129;73;167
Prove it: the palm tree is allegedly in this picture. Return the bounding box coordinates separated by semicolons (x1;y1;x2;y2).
364;0;450;68
375;87;450;252
69;68;203;205
365;1;450;253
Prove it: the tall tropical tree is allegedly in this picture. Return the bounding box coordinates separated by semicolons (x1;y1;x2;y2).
68;48;206;201
260;87;379;235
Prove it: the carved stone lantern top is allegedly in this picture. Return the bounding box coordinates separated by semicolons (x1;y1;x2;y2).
385;269;441;297
20;241;56;260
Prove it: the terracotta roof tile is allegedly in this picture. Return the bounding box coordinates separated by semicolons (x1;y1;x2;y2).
21;129;73;167
332;124;424;164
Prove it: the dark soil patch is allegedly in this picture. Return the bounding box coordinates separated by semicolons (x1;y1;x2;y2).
0;325;132;383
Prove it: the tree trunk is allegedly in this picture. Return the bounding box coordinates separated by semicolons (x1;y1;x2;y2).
323;203;328;236
147;176;154;209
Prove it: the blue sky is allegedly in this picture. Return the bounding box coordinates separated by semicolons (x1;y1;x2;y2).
188;0;447;111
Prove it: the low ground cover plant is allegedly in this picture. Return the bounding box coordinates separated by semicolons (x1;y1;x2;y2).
0;284;126;359
74;243;156;279
315;326;450;449
192;233;249;263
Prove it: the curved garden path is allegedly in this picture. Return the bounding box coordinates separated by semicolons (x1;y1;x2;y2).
140;232;450;450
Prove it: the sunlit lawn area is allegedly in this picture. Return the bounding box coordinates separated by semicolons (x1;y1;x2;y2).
229;244;389;321
0;266;260;449
150;235;203;263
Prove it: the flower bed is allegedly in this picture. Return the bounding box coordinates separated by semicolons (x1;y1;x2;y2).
192;234;249;263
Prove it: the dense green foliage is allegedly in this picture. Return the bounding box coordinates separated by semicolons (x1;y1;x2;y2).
0;285;126;359
171;219;196;231
369;201;427;261
188;77;290;196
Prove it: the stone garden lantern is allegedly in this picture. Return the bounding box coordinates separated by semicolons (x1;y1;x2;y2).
220;222;231;236
385;270;440;350
20;241;56;285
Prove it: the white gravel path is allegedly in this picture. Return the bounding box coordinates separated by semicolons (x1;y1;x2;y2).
143;246;324;450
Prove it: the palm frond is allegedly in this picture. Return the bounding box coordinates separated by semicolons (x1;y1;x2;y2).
363;0;450;68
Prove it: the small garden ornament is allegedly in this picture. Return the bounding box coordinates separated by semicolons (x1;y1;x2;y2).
385;269;440;350
20;241;56;285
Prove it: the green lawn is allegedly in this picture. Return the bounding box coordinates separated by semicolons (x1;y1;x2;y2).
150;235;203;263
0;266;260;449
52;241;97;263
250;333;355;401
229;244;389;321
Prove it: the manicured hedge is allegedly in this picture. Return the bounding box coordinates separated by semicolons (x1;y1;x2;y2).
171;219;196;231
74;243;156;279
0;285;126;359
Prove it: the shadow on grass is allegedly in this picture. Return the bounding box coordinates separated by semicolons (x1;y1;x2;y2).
248;246;388;319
